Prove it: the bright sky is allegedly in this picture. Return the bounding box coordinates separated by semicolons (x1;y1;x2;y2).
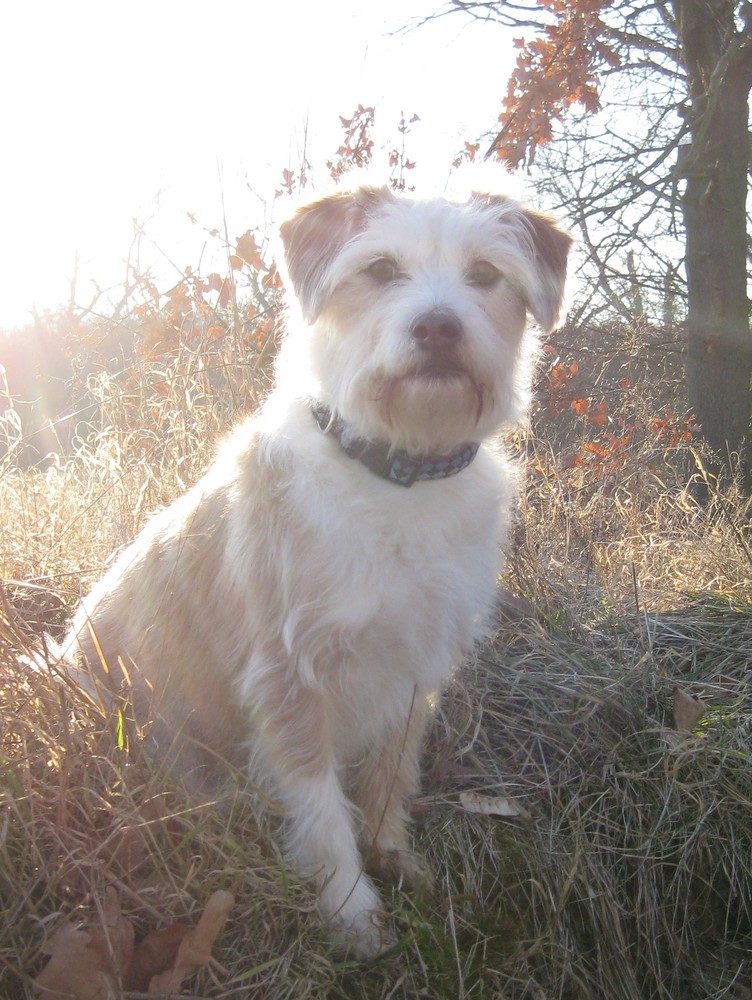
0;0;516;329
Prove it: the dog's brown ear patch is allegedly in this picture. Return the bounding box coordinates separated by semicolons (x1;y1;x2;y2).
521;209;573;332
280;186;393;321
472;192;572;332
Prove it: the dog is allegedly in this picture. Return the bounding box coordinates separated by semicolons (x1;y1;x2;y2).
63;186;571;959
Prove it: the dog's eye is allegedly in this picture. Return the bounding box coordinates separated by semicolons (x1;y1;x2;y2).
363;257;401;283
467;261;502;288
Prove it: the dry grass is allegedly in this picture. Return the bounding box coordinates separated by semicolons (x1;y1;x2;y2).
2;332;752;999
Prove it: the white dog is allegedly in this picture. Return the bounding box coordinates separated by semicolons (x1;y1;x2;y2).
64;186;570;958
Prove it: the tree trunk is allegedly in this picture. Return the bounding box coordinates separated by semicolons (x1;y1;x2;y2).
674;0;752;492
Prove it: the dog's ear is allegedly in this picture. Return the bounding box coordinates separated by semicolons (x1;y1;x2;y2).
472;193;573;333
520;209;573;332
280;186;394;321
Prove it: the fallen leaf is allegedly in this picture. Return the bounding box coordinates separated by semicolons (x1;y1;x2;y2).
34;887;134;1000
147;890;235;994
34;926;115;1000
673;686;705;732
459;790;529;820
128;923;191;993
34;888;234;999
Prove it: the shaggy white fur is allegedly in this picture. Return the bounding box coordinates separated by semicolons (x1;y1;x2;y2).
63;186;571;959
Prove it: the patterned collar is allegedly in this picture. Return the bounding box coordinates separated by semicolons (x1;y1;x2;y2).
311;402;480;488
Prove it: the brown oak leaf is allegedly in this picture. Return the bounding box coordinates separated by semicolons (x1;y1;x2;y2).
147;890;235;994
34;887;134;999
673;686;706;732
34;888;234;999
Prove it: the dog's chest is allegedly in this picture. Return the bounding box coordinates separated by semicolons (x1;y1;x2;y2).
280;467;505;689
317;505;497;756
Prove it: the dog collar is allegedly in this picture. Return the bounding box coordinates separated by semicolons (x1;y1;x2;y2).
311;402;480;487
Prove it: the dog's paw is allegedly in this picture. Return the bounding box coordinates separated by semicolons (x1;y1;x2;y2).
329;907;396;961
320;873;394;961
372;843;434;892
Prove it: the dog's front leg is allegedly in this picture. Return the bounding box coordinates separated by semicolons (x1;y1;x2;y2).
353;694;432;888
251;675;391;959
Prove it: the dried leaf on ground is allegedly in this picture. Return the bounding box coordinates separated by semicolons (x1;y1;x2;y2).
33;888;234;999
147;889;235;994
128;922;191;993
673;685;706;732
34;886;134;999
459;790;530;820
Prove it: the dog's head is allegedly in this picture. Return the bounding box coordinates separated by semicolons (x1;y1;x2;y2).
280;186;571;454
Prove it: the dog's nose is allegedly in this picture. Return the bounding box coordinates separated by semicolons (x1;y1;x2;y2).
411;311;464;350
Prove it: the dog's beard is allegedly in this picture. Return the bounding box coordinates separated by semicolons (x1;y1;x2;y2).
371;369;494;454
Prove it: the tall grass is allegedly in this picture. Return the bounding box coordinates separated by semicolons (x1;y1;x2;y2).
2;317;751;998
